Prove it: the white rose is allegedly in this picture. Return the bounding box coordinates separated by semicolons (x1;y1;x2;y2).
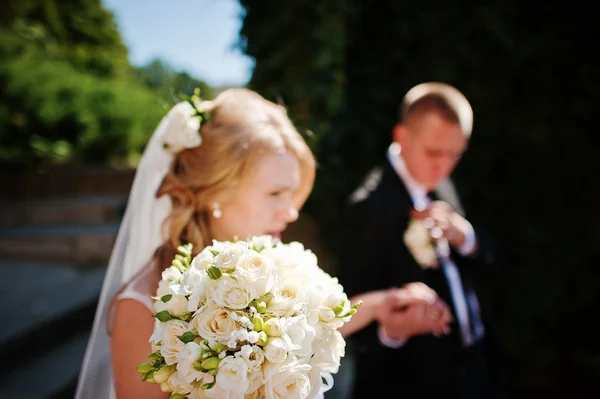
266;280;307;317
160;320;190;365
163;101;202;153
214;241;248;271
233;252;278;298
176;342;205;384
214;277;253;310
264;337;288;364
284;315;316;358
167;370;195;395
238;344;265;372
166;294;189;318
215;356;250;394
262;358;312;399
190;301;240;344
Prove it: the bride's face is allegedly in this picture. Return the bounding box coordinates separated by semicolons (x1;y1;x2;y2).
210;150;301;242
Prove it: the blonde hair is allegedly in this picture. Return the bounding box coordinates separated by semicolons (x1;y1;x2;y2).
152;88;316;270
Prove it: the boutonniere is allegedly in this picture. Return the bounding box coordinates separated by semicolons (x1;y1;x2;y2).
403;218;439;269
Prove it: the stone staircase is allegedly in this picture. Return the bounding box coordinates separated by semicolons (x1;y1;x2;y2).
0;165;132;399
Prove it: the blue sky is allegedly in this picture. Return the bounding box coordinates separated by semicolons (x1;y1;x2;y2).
101;0;254;87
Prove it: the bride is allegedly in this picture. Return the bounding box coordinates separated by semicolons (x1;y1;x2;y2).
75;88;317;398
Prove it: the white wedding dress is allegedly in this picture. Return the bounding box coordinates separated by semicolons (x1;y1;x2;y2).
74;109;334;399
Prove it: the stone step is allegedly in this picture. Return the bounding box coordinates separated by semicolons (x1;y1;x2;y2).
0;261;105;360
0;330;91;399
1;164;135;200
0;195;128;227
0;261;105;398
0;224;120;263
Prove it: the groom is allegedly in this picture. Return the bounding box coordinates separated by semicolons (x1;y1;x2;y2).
337;82;498;398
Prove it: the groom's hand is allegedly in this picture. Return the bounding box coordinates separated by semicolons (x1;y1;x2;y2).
377;283;452;340
411;201;474;250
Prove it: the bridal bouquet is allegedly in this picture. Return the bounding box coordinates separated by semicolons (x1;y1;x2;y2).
137;236;360;399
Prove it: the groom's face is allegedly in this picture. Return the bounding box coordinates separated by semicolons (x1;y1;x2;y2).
395;112;468;190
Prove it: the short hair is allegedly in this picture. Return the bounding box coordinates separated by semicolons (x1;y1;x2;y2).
400;82;473;137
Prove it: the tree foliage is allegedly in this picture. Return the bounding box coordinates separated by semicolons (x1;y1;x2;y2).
0;0;213;165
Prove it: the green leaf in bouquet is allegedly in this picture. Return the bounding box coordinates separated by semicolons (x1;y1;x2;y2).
153;310;175;322
209;249;220;257
169;394;187;399
149;351;164;362
177;331;198;343
201;381;216;390
151;294;173;303
207;368;218;376
206;266;222;280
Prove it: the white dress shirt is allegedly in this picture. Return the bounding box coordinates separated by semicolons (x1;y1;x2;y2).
379;143;479;347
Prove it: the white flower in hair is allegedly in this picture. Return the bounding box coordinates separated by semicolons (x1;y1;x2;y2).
162;101;203;154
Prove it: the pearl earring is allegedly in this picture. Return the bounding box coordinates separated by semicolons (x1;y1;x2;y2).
212;202;222;219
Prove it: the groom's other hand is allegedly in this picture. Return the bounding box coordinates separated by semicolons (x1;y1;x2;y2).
377;283;452;340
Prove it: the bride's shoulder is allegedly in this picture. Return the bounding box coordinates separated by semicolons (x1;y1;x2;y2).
115;266;158;311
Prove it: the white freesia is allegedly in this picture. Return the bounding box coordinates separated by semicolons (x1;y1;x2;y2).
167;371;195;395
215;356;250;394
191;301;240;344
177;342;206;383
264;337;288;364
238;344;265;372
166;294;189;318
310;326;345;374
262;358;312;399
187;279;214;313
162;265;183;282
263;317;284;337
191;251;215;271
214;277;253;310
285;316;316;357
162;101;202;154
160;320;190;365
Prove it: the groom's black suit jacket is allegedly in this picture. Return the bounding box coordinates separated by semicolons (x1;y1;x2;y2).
337;162;497;399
